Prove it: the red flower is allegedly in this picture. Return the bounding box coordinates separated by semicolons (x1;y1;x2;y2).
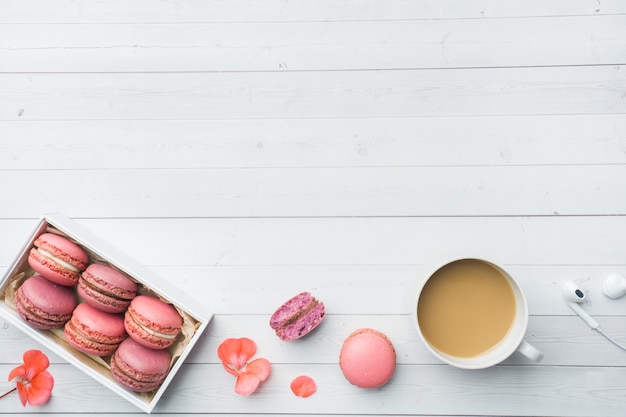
217;338;271;396
291;375;317;398
7;350;54;407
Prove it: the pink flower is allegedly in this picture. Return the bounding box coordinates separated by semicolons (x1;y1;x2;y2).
217;338;271;396
6;350;54;407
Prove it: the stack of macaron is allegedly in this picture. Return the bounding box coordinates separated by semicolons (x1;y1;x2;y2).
13;231;184;393
15;233;88;329
110;295;183;392
62;262;137;357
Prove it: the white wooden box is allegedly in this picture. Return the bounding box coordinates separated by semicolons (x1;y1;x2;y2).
0;213;213;413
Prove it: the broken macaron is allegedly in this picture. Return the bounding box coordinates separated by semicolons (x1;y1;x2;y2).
269;292;325;341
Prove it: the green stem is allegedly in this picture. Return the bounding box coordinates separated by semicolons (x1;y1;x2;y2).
0;387;16;399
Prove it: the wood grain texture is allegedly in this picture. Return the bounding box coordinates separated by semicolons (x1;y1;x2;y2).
0;363;625;416
2;66;625;120
2;0;626;23
0;165;624;217
1;115;625;169
0;1;625;416
2;216;626;266
2;16;625;72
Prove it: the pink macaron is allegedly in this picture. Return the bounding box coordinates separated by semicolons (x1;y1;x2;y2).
78;263;137;313
111;337;172;392
124;295;183;350
64;302;126;356
270;292;325;341
339;328;396;389
28;233;89;286
14;275;77;329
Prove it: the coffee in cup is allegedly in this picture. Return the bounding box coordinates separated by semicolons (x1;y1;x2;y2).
414;258;543;369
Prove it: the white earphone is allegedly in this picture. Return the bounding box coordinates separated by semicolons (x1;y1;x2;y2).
603;273;626;299
562;281;599;329
562;279;626;351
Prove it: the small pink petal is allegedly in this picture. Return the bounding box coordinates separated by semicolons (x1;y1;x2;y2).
291;375;317;398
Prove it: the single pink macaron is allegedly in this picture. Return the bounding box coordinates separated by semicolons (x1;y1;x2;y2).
14;275;77;329
64;302;126;356
28;233;89;286
111;337;171;392
124;295;182;350
339;328;396;389
78;263;137;313
270;292;325;341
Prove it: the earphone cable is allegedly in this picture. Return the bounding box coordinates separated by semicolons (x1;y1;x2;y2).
595;327;626;351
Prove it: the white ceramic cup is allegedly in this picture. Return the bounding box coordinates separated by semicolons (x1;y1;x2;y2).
414;258;543;369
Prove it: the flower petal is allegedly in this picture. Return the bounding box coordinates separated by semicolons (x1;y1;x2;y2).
234;372;263;396
244;358;271;382
217;338;257;371
291;375;317;398
25;370;54;406
22;350;49;380
8;364;26;382
15;382;28;407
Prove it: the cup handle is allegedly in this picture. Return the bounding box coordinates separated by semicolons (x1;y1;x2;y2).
517;339;544;362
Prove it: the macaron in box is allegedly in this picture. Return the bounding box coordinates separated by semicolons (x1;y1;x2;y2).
65;303;127;356
0;213;213;413
29;232;89;286
78;263;138;313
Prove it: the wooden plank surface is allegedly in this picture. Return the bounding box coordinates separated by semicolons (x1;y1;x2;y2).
2;66;625;120
0;165;624;217
2;115;626;168
2;16;625;72
2;0;626;23
0;1;625;417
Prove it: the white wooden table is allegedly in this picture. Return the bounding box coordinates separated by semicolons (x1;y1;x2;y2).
1;1;626;416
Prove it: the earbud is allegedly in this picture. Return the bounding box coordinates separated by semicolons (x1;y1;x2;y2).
602;273;626;299
562;281;600;329
562;280;626;352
